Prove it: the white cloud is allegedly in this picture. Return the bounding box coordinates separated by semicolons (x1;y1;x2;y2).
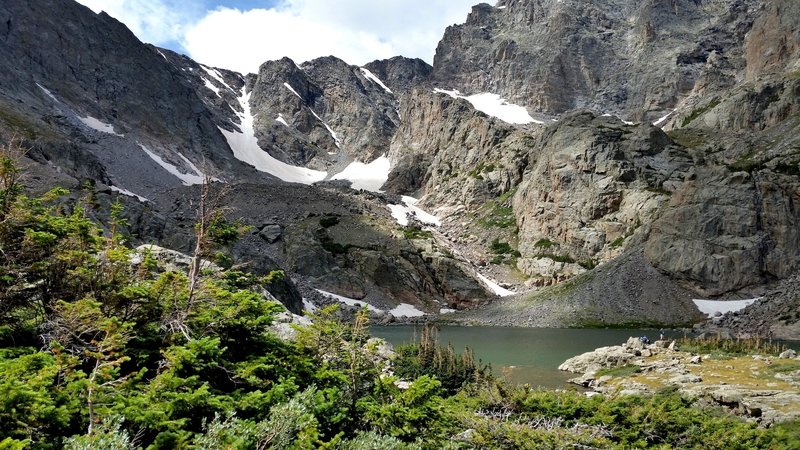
75;0;200;46
75;0;479;74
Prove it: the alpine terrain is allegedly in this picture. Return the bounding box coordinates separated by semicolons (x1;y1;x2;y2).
1;0;799;336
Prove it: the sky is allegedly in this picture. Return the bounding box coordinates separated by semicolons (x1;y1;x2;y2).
74;0;480;74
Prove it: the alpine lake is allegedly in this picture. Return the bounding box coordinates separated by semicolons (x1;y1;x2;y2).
370;325;800;388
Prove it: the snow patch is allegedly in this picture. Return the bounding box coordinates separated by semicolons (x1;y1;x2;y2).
36;83;59;102
80;116;124;136
476;273;516;297
310;109;342;148
360;67;393;94
601;113;636;125
200;65;233;92
219;88;327;184
138;144;204;186
692;298;760;318
155;49;168;60
110;186;149;203
330;155;390;192
439;308;457;314
275;114;290;127
388;196;441;227
389;303;426;318
202;78;220;96
403;196;441;226
283;82;302;99
653;109;676;126
434;88;542;125
316;289;383;313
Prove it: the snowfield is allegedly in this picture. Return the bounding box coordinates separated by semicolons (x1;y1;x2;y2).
476;273;516;297
139;143;205;186
434;88;543;125
388;196;442;227
692;298;760;318
331;155;390;191
220;88;327;184
80;116;124;136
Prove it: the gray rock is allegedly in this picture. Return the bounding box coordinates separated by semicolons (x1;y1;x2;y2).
779;349;797;359
432;0;759;121
670;374;702;384
133;244;220;274
258;224;283;243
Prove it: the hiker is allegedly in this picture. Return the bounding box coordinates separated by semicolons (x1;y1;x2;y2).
659;328;665;340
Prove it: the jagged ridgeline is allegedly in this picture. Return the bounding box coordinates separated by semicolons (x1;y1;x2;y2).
1;0;799;331
1;0;800;447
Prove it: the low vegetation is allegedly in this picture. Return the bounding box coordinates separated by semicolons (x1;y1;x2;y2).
477;188;517;230
1;144;798;448
402;225;433;240
681;98;721;127
677;335;788;357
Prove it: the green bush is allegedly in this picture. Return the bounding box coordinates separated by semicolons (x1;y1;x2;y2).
490;239;514;255
319;215;339;228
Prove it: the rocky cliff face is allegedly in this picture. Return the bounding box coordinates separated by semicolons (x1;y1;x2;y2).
385;88;527;203
512;112;692;282
0;0;494;317
744;0;800;81
247;55;400;169
0;0;263;200
363;57;433;94
431;0;760;121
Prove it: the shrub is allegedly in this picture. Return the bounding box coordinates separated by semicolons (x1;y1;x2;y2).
490;239;514;255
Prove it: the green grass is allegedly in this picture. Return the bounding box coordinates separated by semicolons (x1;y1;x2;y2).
319;215;340;228
765;361;800;375
727;157;764;173
677;336;787;357
533;253;575;264
468;162;497;179
403;226;433;240
667;128;708;148
490;239;517;255
534;238;555;249
596;364;641;378
681;98;721;127
478;188;518;229
0;105;41;139
479;205;515;228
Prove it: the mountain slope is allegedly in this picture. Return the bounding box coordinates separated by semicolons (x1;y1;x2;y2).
2;0;799;331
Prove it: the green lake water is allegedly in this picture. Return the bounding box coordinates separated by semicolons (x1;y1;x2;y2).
371;326;680;388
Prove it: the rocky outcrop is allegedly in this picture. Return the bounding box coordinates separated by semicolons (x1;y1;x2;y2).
149;182;492;315
364;56;433;94
431;0;760;121
512;111;691;279
385;89;528;204
560;338;800;425
450;249;704;327
698;272;800;341
744;0;800;80
248;56;399;169
645;166;800;296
